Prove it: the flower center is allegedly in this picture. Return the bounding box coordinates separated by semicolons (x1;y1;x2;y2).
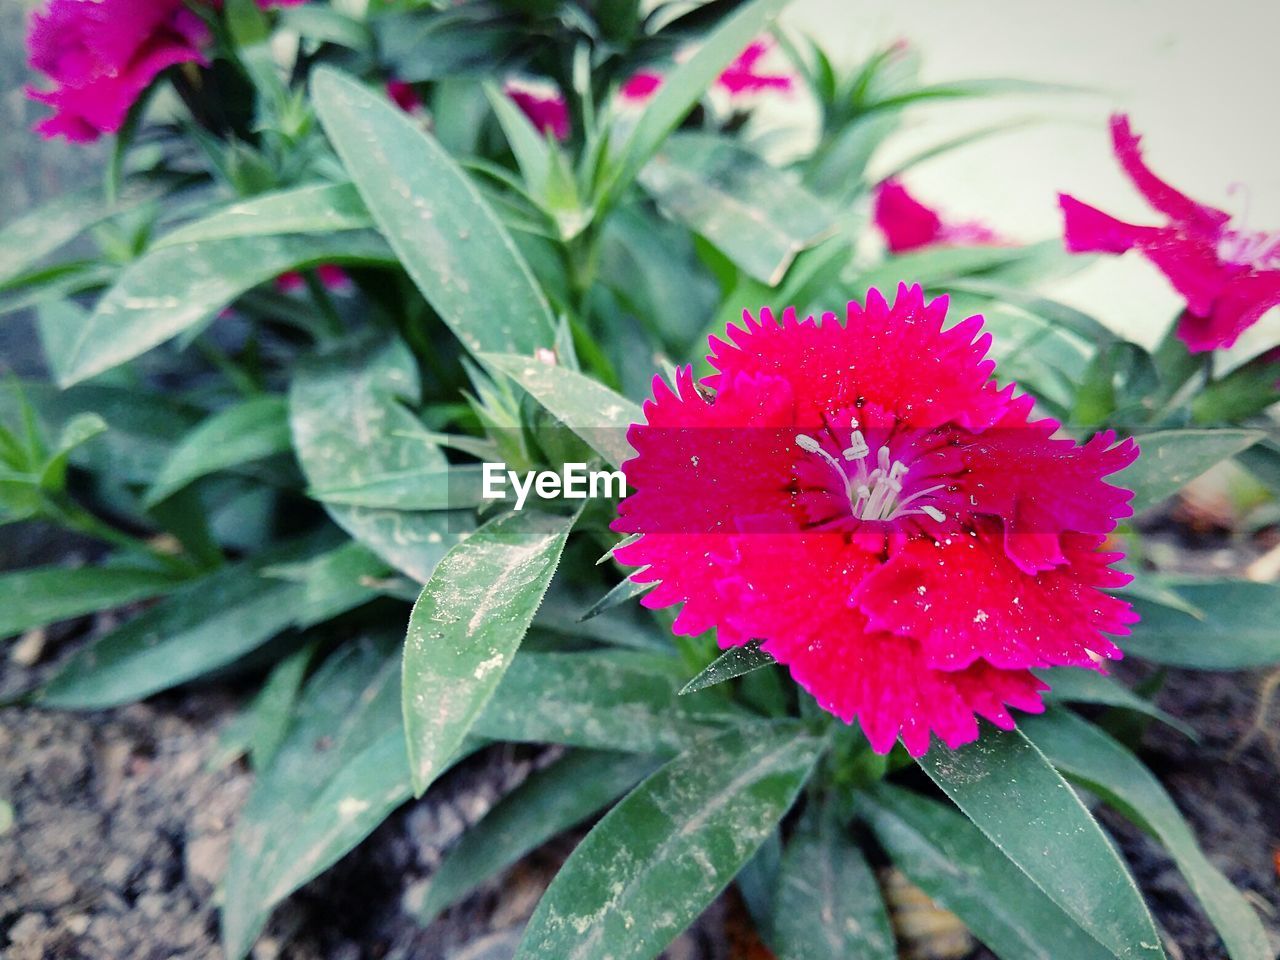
1218;228;1280;270
795;417;946;524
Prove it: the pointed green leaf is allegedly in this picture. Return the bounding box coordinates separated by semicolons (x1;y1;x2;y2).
0;381;200;485
0;563;188;641
917;727;1165;960
1124;579;1280;669
403;509;576;794
290;336;467;582
262;541;389;629
1038;668;1197;740
1120;429;1265;514
1024;710;1270;960
514;722;822;960
308;464;488;511
247;642;317;769
38;551;309;709
476;652;740;753
57;230;394;386
680;639;774;694
312;67;555;357
0;182;163;287
222;638;412;960
145;395;292;506
155;182;372;247
773;802;895;960
858;784;1115;960
417;750;658;925
481;353;640;468
639;133;835;286
579;574;654;622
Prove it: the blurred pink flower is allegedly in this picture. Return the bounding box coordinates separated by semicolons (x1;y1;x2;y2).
276;265;351;294
619;38;792;105
715;39;792;96
1060;114;1280;353
874;179;1002;254
505;83;569;141
619;71;663;101
26;0;309;142
385;79;422;113
26;0;210;142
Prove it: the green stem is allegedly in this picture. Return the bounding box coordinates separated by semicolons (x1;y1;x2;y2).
54;497;198;576
303;271;345;339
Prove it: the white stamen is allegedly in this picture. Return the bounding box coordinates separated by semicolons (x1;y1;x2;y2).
795;427;948;525
843;429;869;461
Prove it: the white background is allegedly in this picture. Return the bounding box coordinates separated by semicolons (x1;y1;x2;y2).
777;0;1280;352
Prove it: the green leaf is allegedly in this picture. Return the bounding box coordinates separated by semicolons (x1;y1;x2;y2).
0;563;187;641
374;9;524;81
1120;429;1265;514
476;652;737;753
917;727;1166;960
0;381;200;485
1024;709;1270;960
1193;349;1280;423
308;464;488;511
312;67;555;357
1238;437;1280;497
0;183;161;287
262;541;389;629
1124;580;1280;669
145;395;292;506
290;336;467;582
1037;668;1196;740
946;280;1119;345
847;245;1042;298
39;412;108;489
155;183;372;247
279;6;372;50
481;353;640;469
38;551;309;709
514;722;822;960
680;639;775;694
416;750;658;925
858;784;1116;960
247;642;317;769
221;638;408;959
485;83;553;202
403;508;575;795
601;0;795;210
773;801;895;960
56;230;394;387
865;77;1087;115
578;575;654;622
639;133;835;286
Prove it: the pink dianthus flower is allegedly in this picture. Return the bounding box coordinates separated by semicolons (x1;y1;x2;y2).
25;0;210;142
385;79;422;114
505;83;570;141
1060;114;1280;353
619;37;792;105
613;284;1138;756
26;0;309;142
275;264;351;294
874;179;1002;254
